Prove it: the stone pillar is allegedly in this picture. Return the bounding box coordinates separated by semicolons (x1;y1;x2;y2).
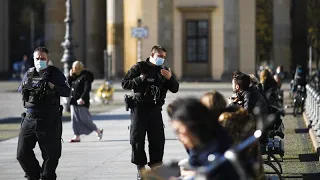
107;0;124;78
85;0;106;78
45;0;65;69
158;0;173;70
291;0;308;71
141;0;158;60
0;0;9;76
72;0;86;65
123;0;141;72
273;0;291;73
222;0;240;80
239;0;256;74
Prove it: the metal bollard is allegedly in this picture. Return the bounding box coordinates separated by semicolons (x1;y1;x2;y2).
308;88;315;121
306;85;311;117
308;85;312;115
312;95;320;129
311;88;317;122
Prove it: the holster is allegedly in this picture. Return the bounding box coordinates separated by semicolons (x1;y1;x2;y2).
59;105;64;117
20;112;26;126
124;94;135;111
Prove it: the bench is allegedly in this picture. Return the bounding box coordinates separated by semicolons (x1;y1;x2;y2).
261;137;285;180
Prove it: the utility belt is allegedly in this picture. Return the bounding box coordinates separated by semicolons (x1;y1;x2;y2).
23;105;63;119
124;93;162;111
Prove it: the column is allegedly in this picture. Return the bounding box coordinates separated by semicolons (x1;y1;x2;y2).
221;0;240;80
0;0;9;76
72;0;86;65
45;0;66;69
158;0;173;69
141;0;158;61
239;0;256;74
291;0;308;70
85;0;106;78
107;0;124;78
273;0;291;73
123;0;141;72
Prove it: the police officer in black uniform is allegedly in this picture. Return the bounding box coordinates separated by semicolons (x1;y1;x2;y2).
122;45;179;179
16;47;70;180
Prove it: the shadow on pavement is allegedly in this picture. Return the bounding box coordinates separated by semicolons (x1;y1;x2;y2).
298;153;319;162
0;116;71;124
295;128;309;134
302;173;320;180
84;138;179;143
0;113;130;123
92;114;130;121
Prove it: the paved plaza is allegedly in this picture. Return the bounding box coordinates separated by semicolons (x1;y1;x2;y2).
0;82;319;179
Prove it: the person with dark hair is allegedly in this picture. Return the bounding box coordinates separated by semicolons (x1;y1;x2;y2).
169;98;239;180
274;65;284;88
17;47;70;180
259;69;281;108
151;45;166;53
122;45;179;179
229;71;269;118
292;65;307;91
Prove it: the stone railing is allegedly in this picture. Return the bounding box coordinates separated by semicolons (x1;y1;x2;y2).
304;78;320;153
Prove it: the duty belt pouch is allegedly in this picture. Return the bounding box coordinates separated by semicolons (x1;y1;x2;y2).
20;112;26;126
124;95;135;111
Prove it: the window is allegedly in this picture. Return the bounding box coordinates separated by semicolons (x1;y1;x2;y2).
186;20;209;62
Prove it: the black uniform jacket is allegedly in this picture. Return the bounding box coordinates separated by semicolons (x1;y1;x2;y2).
122;58;179;106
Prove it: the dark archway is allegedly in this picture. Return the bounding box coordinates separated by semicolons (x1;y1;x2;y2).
9;0;45;70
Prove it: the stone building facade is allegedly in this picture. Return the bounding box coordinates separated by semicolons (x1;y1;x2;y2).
0;0;291;80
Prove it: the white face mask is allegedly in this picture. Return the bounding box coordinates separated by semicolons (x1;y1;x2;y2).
34;60;48;71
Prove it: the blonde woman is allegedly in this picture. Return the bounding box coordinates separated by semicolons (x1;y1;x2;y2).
68;61;103;142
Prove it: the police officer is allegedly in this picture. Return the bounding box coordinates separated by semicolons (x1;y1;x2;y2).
16;47;70;180
122;45;179;179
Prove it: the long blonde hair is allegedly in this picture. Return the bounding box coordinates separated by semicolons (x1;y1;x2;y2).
72;61;84;75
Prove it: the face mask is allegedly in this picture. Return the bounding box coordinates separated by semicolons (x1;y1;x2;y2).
154;57;165;66
34;60;48;71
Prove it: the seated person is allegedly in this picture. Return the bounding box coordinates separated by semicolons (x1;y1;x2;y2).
168;97;239;180
219;106;265;180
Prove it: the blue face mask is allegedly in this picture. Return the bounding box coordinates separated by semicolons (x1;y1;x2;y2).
155;57;165;66
34;60;48;71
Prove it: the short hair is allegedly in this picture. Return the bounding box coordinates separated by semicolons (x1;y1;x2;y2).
151;45;166;53
34;47;49;54
232;71;250;90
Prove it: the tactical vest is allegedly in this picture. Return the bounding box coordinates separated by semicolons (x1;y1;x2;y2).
22;67;59;109
135;62;166;105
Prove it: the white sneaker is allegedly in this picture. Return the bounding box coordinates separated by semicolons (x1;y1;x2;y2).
97;129;103;140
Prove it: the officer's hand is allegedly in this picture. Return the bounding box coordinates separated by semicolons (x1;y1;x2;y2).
48;82;55;89
161;68;172;80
